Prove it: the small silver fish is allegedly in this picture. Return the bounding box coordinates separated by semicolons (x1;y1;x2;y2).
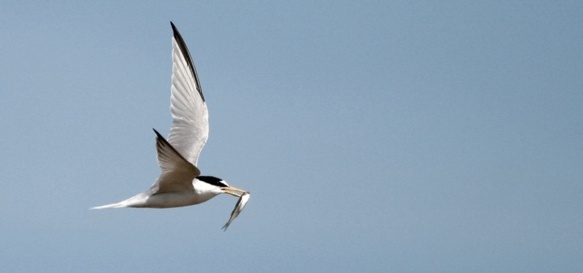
222;192;251;230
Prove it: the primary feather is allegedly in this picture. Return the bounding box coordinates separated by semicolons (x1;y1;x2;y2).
168;22;209;166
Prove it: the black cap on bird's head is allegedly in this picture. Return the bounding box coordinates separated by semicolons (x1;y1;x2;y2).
197;175;247;198
197;176;229;188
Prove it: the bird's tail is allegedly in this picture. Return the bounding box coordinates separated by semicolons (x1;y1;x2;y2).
90;201;127;210
90;193;147;210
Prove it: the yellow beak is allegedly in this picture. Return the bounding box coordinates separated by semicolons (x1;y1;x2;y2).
223;186;247;197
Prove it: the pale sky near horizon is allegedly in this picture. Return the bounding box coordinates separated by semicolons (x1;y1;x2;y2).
1;1;582;272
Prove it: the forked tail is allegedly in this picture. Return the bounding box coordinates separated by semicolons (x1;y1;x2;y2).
90;193;147;210
90;201;127;210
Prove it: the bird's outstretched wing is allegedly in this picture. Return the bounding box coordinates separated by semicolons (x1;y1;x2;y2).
151;129;200;194
167;22;209;166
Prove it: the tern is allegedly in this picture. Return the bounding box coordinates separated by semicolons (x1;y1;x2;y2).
92;22;250;230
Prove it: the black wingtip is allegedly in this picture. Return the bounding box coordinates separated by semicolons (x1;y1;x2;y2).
153;128;163;139
169;22;206;102
170;21;179;37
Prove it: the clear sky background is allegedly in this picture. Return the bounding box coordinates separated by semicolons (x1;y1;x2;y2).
1;1;582;272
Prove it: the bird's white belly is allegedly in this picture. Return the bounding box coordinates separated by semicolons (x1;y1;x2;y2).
135;191;217;208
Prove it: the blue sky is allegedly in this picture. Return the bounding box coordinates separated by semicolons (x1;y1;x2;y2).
1;1;582;272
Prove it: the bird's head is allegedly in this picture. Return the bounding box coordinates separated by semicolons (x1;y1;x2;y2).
196;176;247;197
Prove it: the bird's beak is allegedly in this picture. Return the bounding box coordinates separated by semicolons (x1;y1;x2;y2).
223;186;247;197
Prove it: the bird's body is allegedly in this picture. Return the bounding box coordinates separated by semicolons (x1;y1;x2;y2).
91;183;217;209
92;22;250;229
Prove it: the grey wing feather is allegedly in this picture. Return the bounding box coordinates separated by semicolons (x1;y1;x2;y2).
151;129;200;194
168;22;209;167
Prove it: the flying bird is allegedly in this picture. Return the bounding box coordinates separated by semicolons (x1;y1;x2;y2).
92;22;250;230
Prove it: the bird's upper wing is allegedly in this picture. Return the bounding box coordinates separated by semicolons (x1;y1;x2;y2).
167;22;209;167
151;129;200;194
